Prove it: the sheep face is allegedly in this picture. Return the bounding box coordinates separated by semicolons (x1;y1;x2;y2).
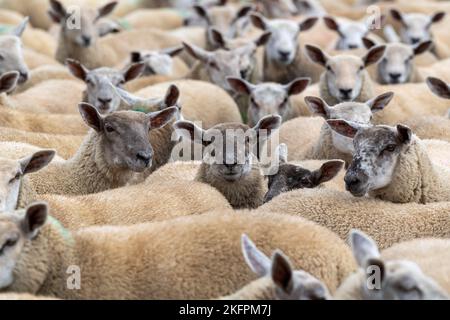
0;18;29;85
79;103;178;172
390;10;446;45
327;121;411;197
67;60;144;114
251;14;318;65
0;203;48;291
241;234;331;300
349;230;449;300
48;0;118;48
130;46;183;76
257;0;297;18
227;77;309;126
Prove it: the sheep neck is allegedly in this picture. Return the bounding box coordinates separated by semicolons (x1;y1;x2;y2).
221;277;277;300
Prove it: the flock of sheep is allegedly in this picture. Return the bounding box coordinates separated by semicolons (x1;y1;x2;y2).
0;0;448;300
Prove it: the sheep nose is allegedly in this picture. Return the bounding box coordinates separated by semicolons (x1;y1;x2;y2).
278;50;290;60
136;151;152;167
240;69;248;79
389;73;401;81
18;71;28;83
410;37;420;44
98;98;112;104
339;88;353;98
348;44;358;49
344;175;361;188
82;35;92;46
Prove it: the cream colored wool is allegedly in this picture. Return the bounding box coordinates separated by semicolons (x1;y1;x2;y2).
0;126;83;159
120;9;184;30
148;161;201;184
16;65;75;93
0;9;25;25
21;26;56;57
220;277;281;300
23;48;60;70
0;293;59;300
6;210;355;299
423;139;450;167
404;116;450;143
259;188;450;249
124;75;177;93
418;58;450;83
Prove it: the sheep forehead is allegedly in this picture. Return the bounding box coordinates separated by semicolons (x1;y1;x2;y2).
88;68;122;81
386;43;413;57
269;20;299;35
105;111;148;128
0;212;22;231
355;126;397;150
209;6;236;25
403;13;430;28
329;103;372;122
340;20;368;35
252;84;286;103
329;55;363;73
209;122;251;134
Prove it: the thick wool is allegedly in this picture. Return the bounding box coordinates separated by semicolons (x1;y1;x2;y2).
0;293;59;300
15;65;76;93
404;116;450;143
369;138;450;203
40;180;232;230
259;188;450;250
220;277;278;300
7;211;355;299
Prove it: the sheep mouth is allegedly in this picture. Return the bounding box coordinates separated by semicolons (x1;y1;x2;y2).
222;172;242;182
127;159;152;172
346;185;368;197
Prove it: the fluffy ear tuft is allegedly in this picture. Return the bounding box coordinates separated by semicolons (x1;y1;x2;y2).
426;77;450;99
366;92;394;113
78;102;103;132
241;234;271;277
20;150;56;175
123;62;145;83
413;40;433;55
22;202;48;239
148;106;178;129
316;160;344;184
304;96;329;118
305;45;328;67
0;71;20;94
363;45;386;67
271;250;294;294
285;78;310;96
326;119;362;138
66;59;89;81
396;124;412;144
349;229;381;268
227;77;253;95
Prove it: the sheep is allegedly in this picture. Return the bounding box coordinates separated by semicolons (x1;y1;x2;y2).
28;103;178;196
227;76;310;126
23;48;60;70
327;120;450;203
220;234;331;300
304;44;386;105
174;115;282;209
334;230;449;300
263;144;345;203
249;13;321;84
119;8;184;31
66;59;145;114
0;205;355;299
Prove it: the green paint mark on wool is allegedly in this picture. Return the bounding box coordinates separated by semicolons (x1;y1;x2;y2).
133;106;148;113
118;19;133;31
0;25;13;35
47;215;74;245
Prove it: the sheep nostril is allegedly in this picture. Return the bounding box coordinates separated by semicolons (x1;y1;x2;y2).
98;98;112;104
345;175;360;187
339;88;352;97
389;73;401;81
82;35;92;46
410;37;420;44
136;152;152;166
348;44;358;49
278;50;290;60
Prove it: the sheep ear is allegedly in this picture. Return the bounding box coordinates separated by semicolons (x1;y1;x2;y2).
250;13;267;30
210;28;227;49
130;51;142;63
413;40;433;55
0;71;19;94
390;9;406;26
163;46;184;57
349;229;381;268
285;78;310;96
227;77;253;95
326;119;362;138
123;62;145;83
254;31;272;47
363;45;386;67
97;1;118;20
48;0;67;22
163;85;180;108
299;17;318;32
362;37;376;49
426;77;450;99
253;115;282;141
173;120;205;143
79;103;104;132
277;143;288;163
430;11;446;24
22;202;48;239
304;96;329;118
396;124;412;144
193;5;211;25
271;250;294;294
66;59;89;81
11;17;29;37
315;160;344;185
19;150;56;175
241;234;271;277
323;16;340;33
305;45;328;67
148;107;178;129
366;92;394;113
182;42;211;64
235;5;253;20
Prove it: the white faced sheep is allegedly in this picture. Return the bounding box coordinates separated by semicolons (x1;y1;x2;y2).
250;13;320;83
328;120;450;203
174;115;282;209
227;76;310;126
220;235;331;300
129;46;187;78
28;103;178;196
335;230;449;300
0;206;355;299
305;44;386;105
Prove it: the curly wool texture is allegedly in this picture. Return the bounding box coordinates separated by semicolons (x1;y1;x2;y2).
370;138;450;203
259;188;450;250
7;211;355;299
219;277;278;300
404;116;450;143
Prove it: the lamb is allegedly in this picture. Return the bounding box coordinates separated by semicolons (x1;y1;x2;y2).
220;235;331;300
174;115;282;209
334;230;449;300
249;13;321;83
305;44;386;105
66;59;145;114
327;120;450;203
0;205;355;299
227;76;310;126
28;103;178;196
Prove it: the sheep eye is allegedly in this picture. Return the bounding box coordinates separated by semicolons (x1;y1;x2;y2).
0;238;18;255
383;144;396;153
9;172;21;184
105;124;115;133
358;65;364;71
326;65;332;72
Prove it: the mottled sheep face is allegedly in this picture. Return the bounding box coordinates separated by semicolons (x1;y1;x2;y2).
241;234;331;300
48;0;118;48
0;203;48;290
130;46;183;76
67;60;144;114
175;115;281;182
0;19;29;84
79;103;178;172
251;14;317;65
306;45;386;102
390;9;446;45
350;230;449;300
227;77;309;126
328;121;412;197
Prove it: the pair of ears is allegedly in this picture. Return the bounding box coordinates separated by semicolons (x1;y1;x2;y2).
306;43;387;69
115;84;180;112
306;91;394;118
390;9;446;28
193;3;253;26
251;12;318;33
130;46;184;63
227;76;310;96
323;15;386;35
362;37;434;56
209;27;272;50
65;59;145;84
48;0;118;23
427;77;450;99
